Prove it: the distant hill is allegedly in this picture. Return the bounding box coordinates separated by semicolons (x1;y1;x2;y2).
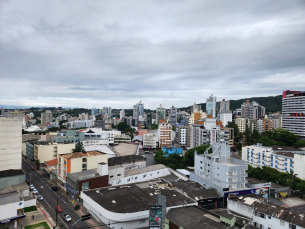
178;95;282;114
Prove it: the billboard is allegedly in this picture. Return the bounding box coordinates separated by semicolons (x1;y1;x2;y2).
149;205;162;229
224;187;269;199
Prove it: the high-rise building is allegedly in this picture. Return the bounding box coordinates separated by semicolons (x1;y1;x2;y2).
175;126;190;147
220;99;230;112
156;104;166;124
169;106;177;127
41;110;53;125
91;107;99;116
219;110;232;127
120;110;125;120
235;117;246;133
158;122;172;147
133;101;144;127
282;90;305;137
206;94;216;118
0;116;22;171
79;113;89;120
101;107;112;116
241;100;265;119
191;102;201;113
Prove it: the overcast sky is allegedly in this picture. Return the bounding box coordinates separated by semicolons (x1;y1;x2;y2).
1;0;305;109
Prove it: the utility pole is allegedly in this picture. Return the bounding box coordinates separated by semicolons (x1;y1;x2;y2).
55;196;61;228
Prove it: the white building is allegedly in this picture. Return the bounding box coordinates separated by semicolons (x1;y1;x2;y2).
0;116;22;171
242;143;305;179
228;194;305;229
119;110;125;120
176;126;190;147
71;120;91;129
257;119;264;133
235;117;246;133
81;181;197;229
219;110;232;127
143;133;157;148
190;142;248;195
84;128;121;145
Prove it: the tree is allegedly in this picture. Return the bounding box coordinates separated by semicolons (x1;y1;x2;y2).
252;129;260;142
35;160;40;170
73;142;84;153
151;124;158;130
182;144;211;167
172;126;176;131
256;137;274;146
226;121;239;141
154;149;167;165
294;140;305;148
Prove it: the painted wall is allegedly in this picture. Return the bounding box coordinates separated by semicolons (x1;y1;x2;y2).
0;197;24;221
0;174;26;189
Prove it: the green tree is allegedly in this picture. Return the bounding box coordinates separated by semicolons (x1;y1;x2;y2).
73;142;84;153
256;137;274;146
226;121;239;141
151;124;158;130
294;140;305;148
35;160;40;170
154;149;167;164
172;126;176;131
252;129;260;141
182;144;211;167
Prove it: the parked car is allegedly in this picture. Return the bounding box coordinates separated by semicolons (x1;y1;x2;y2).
51;186;58;191
32;188;38;194
30;184;35;190
63;214;71;222
56;206;63;213
37;195;44;201
32;168;36;171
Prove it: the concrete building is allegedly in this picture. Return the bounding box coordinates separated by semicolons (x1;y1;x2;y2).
79;113;89;120
119;109;125;120
282;90;305;137
113;135;131;145
206;94;216;118
169;106;177;127
71;120;91;129
228;194;305;229
241;100;265;119
188;110;206;125
219;110;232;127
191;142;248;194
176;126;190;147
221;127;234;147
133;101;144;127
101;107;112;116
81;181;197;229
7;110;26;129
114;143;140;157
156;104;166;124
0;116;22;171
84;128;121;145
91;108;99;117
94;116;105;128
242;143;305;179
235;117;246;133
220;99;230;112
108;155;146;170
54;130;85;144
247;118;258;133
44;159;58;175
159;122;172;147
57;151;108;183
41;110;53;126
143;133;157;149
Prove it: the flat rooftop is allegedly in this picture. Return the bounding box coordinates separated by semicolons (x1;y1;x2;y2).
0;192;21;206
272;145;303;151
0;169;25;178
69;169;99;180
114;143;139;156
0;181;28;195
274;152;294;158
83;145;116;155
83;181;196;213
60;151;105;159
108;155;146;166
124;164;166;176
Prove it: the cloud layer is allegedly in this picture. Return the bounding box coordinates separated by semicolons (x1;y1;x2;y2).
1;0;305;109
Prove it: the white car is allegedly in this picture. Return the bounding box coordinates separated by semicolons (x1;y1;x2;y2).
32;188;38;194
63;214;72;222
37;195;44;201
30;184;35;190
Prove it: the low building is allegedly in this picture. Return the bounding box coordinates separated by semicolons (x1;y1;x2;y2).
221;127;234;147
0;170;26;189
175;126;190;147
113;135;131;145
71;120;91;129
65;169;109;198
136;129;150;136
108;155;146;170
114;143;140;157
81;181;197;229
57;151;108;185
54;130;85;144
84;128;121;145
43;159;58;176
228;194;305;229
143;133;157;149
83;145;116;158
190;142;248;195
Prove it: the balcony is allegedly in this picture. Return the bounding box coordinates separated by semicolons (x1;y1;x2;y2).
264;158;271;162
227;178;237;183
226;171;237;176
278;161;285;165
265;161;271;166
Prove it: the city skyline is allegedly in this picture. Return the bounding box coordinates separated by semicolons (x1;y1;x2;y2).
1;0;305;109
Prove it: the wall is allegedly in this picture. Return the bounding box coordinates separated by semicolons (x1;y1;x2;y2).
57;143;75;155
78;175;109;192
36;144;54;163
227;199;253;218
0;198;24;221
108;166;125;181
0;174;26;189
294;154;305;180
24;198;36;208
190;172;224;195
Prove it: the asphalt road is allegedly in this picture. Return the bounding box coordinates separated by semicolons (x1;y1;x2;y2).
22;159;91;229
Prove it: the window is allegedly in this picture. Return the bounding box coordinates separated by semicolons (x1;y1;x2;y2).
117;174;121;176
260;213;265;219
280;220;285;226
110;175;113;178
289;224;296;229
81;181;90;191
268;216;271;219
82;158;87;162
260;224;263;229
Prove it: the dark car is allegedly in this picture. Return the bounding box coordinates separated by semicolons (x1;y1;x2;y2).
32;168;36;171
51;186;58;191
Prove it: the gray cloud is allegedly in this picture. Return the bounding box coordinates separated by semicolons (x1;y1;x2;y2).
1;0;305;109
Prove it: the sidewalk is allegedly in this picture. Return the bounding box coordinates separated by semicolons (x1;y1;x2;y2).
75;205;109;229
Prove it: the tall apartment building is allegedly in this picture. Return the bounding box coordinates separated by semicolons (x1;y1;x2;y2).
221;127;234;147
7;110;26;129
58;151;108;183
94;116;105;128
91;108;99;116
191;102;201;113
219;110;232;127
242;143;305;179
235;117;246;133
190;142;248;194
101;107;112;116
158;122;172;147
206;94;216;118
282;90;305;137
0;116;22;171
188;110;206;125
143;133;157;149
271;115;282;129
241;100;265;119
79;113;89;120
133;101;144;127
41;110;53;125
156;104;166;124
169;106;177;127
220;99;230;112
120;109;125;120
176;126;190;147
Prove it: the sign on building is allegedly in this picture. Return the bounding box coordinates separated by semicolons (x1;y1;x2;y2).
149;205;162;229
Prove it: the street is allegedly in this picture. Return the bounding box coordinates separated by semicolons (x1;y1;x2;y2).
22;159;107;229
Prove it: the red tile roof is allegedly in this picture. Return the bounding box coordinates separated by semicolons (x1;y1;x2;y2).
45;159;58;166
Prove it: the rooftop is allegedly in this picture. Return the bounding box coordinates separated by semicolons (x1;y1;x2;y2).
114;143;139;156
83;145;116;156
124;164;166;176
132;135;143;142
69;169;99;180
0;169;25;178
60;151;105;159
0;182;29;195
108;155;146;166
274;152;294;158
82;181;196;213
172;181;222;200
0;192;21;206
229;194;305;228
272;145;303;152
246;177;268;185
45;159;58;166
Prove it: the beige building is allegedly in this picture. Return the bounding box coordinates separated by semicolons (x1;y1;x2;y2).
235;117;246;133
188;110;206;125
79;113;89;120
221;127;234;147
41;110;53;126
0;116;22;171
158;122;172;147
143;133;157;148
33;142;75;163
58;151;108;182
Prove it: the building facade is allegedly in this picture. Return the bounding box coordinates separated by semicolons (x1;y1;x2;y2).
158;122;172;147
41;110;53;126
156;104;166;124
143;133;157;149
219;110;232;127
176;126;190;147
206;94;216;118
169;106;177;127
